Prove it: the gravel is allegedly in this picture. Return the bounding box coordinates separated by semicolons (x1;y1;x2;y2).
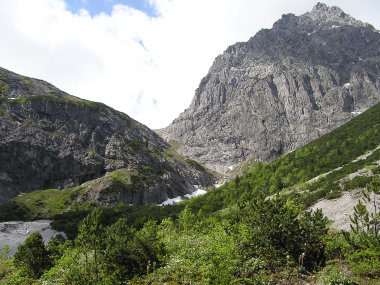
0;220;65;257
310;191;379;231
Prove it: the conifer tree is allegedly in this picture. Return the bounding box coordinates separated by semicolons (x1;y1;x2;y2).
14;231;51;278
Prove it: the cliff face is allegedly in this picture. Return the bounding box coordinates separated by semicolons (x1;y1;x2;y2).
0;67;214;205
160;3;380;174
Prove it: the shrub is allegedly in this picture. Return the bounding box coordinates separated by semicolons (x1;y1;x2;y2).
14;231;52;278
239;195;328;272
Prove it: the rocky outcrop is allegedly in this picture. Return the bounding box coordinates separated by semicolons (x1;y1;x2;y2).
160;3;380;173
0;67;214;205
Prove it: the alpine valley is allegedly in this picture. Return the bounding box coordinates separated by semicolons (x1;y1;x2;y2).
0;3;379;284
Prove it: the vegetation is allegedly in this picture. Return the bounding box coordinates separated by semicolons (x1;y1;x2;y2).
0;103;379;283
5;93;107;111
13;232;52;279
168;139;185;150
0;187;82;221
227;158;260;178
185;158;206;171
183;102;380;215
2;186;378;284
164;148;209;172
0;70;9;95
1;91;133;128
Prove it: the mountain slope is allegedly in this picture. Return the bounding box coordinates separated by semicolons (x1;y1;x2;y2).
4;100;378;284
160;3;380;173
184;101;380;216
0;67;214;205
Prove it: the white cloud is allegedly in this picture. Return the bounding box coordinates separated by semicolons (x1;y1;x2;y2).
0;0;379;129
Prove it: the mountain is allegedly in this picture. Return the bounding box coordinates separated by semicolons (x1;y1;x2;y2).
184;101;380;220
159;3;380;174
0;67;214;205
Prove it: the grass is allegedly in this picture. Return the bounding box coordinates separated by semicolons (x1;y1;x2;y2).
0;259;14;284
227;158;260;178
168;140;185;150
185;158;206;171
3;92;133;128
124;139;146;153
0;187;82;221
20;75;31;88
0;165;164;222
0;70;9;95
164;149;209;173
5;93;106;111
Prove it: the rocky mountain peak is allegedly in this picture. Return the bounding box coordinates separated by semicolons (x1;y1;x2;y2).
272;2;374;32
159;3;380;174
304;2;373;29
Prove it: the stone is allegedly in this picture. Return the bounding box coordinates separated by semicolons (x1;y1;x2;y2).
0;67;214;205
159;3;380;174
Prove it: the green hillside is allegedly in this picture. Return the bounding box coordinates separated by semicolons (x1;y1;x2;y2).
1;103;379;284
186;102;380;214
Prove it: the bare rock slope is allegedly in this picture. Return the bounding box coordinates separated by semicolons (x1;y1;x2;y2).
0;67;214;205
160;3;380;173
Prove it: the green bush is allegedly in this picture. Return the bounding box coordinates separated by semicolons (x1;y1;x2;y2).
347;248;380;277
324;234;352;260
239;195;328;272
14;231;52;278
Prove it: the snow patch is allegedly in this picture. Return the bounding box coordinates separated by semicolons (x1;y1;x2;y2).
228;165;234;171
158;195;183;206
343;83;350;88
8;97;16;100
184;189;206;199
351;111;362;115
158;186;207;206
331;25;340;29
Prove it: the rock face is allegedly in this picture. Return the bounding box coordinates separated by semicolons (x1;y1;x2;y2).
0;67;214;205
160;3;380;174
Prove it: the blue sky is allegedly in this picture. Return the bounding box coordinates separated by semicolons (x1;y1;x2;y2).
65;0;157;17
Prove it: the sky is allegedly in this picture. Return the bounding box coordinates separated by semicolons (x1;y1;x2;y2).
0;0;379;129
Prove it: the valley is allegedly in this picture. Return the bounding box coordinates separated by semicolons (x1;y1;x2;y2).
0;2;379;284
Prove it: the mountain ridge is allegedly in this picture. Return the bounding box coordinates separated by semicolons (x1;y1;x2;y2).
0;67;214;205
159;2;380;174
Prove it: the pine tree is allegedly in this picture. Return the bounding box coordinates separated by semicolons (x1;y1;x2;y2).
76;208;105;279
14;231;51;278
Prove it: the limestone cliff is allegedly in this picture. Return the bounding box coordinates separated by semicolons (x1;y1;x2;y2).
160;3;380;173
0;67;214;205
